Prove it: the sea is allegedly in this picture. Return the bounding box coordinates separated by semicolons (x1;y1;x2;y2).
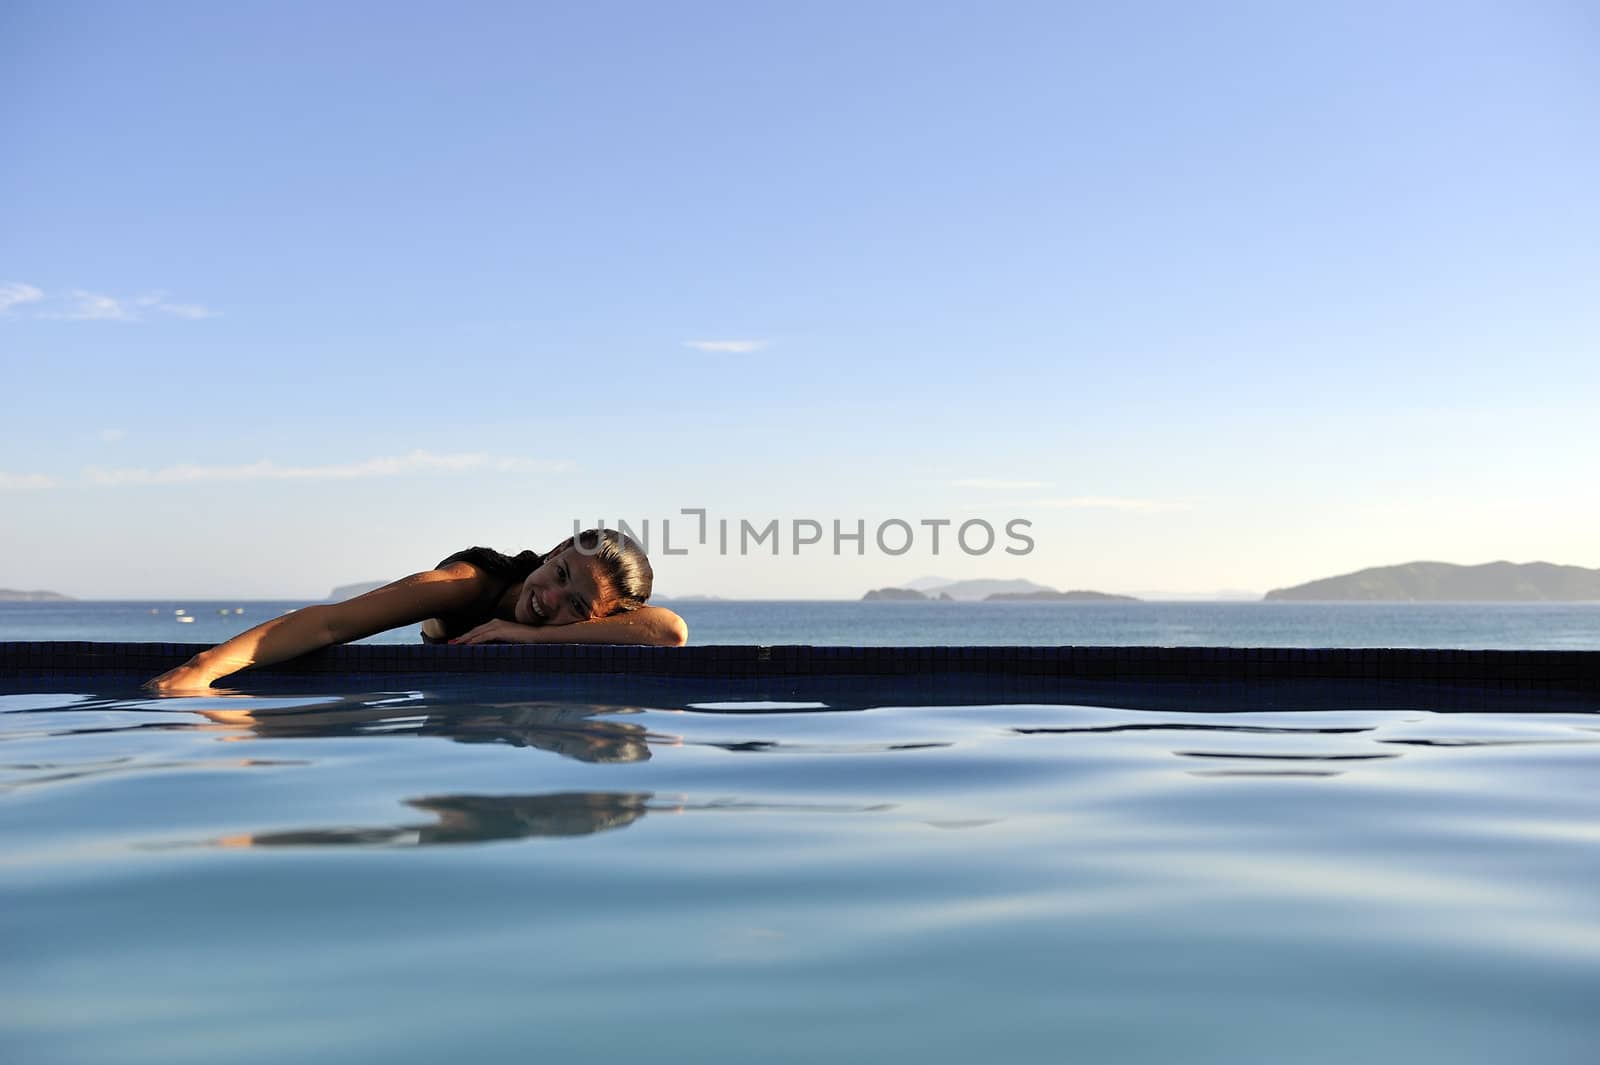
4;598;1600;649
4;600;1599;1063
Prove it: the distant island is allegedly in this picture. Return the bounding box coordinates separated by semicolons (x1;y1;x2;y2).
986;589;1137;602
1265;561;1600;602
908;578;1052;600
863;581;1135;602
0;588;73;602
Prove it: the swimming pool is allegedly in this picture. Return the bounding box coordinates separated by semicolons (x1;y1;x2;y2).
4;643;1598;1064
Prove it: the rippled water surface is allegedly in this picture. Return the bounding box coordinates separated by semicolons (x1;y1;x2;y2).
4;681;1599;1064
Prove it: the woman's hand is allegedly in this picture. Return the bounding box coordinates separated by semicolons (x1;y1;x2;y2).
143;661;220;694
452;608;687;647
450;620;544;645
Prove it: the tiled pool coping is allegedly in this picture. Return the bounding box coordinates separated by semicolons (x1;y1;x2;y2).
4;642;1596;714
2;641;1596;684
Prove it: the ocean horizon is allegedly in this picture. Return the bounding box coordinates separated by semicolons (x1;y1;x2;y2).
6;599;1599;651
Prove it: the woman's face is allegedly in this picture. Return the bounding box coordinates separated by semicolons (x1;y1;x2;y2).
514;548;614;626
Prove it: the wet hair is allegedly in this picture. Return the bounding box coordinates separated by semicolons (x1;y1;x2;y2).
548;528;653;615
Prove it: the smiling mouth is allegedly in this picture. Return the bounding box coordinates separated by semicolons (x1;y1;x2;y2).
529;592;549;621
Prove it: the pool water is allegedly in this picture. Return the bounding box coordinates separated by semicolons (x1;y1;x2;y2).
4;681;1599;1064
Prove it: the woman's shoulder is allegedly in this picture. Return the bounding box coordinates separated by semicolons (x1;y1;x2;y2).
435;546;544;582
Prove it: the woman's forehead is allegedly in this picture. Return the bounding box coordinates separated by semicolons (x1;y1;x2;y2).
551;548;617;606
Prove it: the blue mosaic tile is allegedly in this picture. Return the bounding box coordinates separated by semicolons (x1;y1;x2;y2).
3;642;1598;700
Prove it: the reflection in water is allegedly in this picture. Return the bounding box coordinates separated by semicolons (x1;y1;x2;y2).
424;703;659;763
181;696;951;763
1173;751;1398;761
1186;768;1346;778
193;697;670;764
181;792;896;849
1014;723;1375;735
707;739;951;754
215;791;657;846
1379;737;1600;748
0;755;307;794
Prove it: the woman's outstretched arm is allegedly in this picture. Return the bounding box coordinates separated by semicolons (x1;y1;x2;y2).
144;566;484;693
451;605;688;647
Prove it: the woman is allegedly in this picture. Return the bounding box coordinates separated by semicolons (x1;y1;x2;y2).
144;528;687;693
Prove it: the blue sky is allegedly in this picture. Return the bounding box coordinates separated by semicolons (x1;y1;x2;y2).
3;1;1597;599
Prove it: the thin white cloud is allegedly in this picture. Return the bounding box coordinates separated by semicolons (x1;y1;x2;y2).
99;428;126;443
0;281;44;314
0;471;55;489
83;450;571;486
955;496;1187;513
683;339;768;353
29;287;217;322
951;478;1050;489
1032;496;1188;512
50;290;138;321
155;302;217;320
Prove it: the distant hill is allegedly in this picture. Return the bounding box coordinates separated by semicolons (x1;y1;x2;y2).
863;587;953;601
916;578;1053;601
327;580;391;600
986;589;1138;602
1265;561;1600;602
0;588;73;601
